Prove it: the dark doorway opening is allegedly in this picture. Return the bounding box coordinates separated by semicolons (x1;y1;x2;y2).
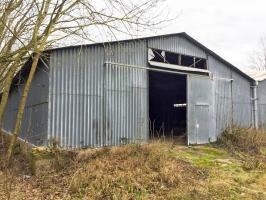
149;70;187;143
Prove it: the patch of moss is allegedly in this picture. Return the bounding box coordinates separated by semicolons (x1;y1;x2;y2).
31;147;56;159
169;146;229;168
196;145;228;157
219;162;243;173
261;148;266;156
134;191;148;200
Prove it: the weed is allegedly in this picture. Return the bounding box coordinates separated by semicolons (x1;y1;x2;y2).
68;144;207;199
217;126;266;155
216;127;266;171
1;141;266;199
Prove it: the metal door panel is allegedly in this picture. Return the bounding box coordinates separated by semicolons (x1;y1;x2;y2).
187;75;214;144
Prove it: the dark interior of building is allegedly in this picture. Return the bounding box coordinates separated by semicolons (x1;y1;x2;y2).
149;70;187;141
149;49;207;69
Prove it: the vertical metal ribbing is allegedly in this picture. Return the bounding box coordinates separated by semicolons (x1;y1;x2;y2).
256;80;266;130
93;48;96;146
148;35;207;59
96;47;99;146
83;48;87;147
88;48;92;146
48;52;54;145
103;41;148;146
55;51;60;144
5;34;260;147
75;48;78;148
81;48;85;147
126;66;130;142
51;51;56;144
230;79;234;128
67;49;72;147
48;46;105;148
71;48;76;147
118;63;121;145
77;48;81;147
214;78;233;137
102;60;106;146
231;71;252;127
60;50;64;147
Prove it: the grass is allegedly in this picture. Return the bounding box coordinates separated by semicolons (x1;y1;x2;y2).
0;129;266;199
217;127;266;171
216;126;266;155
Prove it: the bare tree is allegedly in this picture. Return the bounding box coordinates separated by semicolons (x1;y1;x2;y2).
249;37;266;70
0;0;168;163
0;0;35;128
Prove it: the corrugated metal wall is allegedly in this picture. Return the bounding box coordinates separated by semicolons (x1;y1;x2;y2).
3;63;49;145
48;41;148;148
48;46;105;148
104;63;148;145
231;71;252;127
104;41;148;145
257;79;266;129
47;34;255;147
209;55;253;134
214;78;232;135
208;56;232;78
148;35;207;59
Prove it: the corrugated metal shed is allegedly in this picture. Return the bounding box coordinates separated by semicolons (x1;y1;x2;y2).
245;70;266;129
3;32;262;148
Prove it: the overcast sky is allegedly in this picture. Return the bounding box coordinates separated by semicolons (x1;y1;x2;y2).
151;0;266;70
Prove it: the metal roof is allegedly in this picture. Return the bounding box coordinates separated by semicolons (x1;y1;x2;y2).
244;69;266;81
48;32;254;82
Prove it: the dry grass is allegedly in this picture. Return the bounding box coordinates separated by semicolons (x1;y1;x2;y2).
0;143;209;199
217;127;266;170
217;127;266;155
0;139;266;199
0;134;33;200
69;144;208;199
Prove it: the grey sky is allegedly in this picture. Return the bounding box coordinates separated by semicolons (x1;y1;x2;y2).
153;0;266;70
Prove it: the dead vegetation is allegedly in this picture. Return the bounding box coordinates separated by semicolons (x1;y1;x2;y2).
68;145;208;199
217;126;266;155
216;127;266;171
0;132;33;199
0;130;266;199
0;143;210;199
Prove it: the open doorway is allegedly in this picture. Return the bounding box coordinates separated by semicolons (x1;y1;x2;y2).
149;70;187;143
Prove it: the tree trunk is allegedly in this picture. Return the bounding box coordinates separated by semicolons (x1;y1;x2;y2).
7;53;40;164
